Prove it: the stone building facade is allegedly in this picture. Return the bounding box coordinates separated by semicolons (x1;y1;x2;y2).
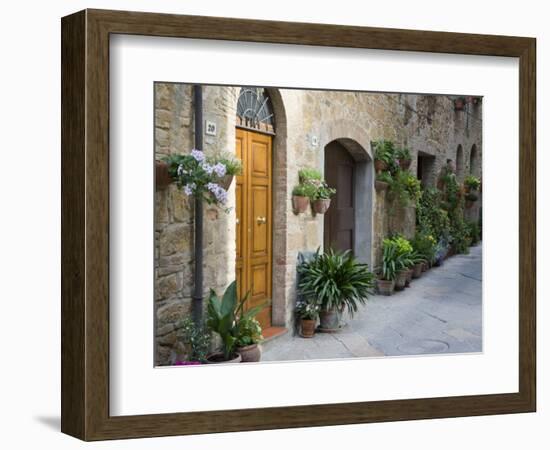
154;83;482;365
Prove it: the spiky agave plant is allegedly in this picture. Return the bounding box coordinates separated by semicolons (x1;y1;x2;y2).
297;249;375;317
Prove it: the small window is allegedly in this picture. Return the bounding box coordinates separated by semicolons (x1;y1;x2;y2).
236;87;275;133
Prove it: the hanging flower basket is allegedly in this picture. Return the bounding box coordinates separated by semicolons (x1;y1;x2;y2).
219;174;234;190
292;195;309;214
398;158;412;170
312;198;331;214
374;159;388;173
155;160;171;190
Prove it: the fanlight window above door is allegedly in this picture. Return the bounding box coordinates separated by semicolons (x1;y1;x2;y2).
236;87;275;134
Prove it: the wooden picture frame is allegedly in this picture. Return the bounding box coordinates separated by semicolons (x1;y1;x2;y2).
61;9;536;441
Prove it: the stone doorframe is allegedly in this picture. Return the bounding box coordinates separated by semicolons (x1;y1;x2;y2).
318;120;374;267
230;87;289;327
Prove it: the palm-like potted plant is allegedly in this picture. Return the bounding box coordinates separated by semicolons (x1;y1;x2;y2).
235;316;263;362
377;239;399;295
312;182;336;214
295;299;320;338
297;249;375;331
205;281;265;363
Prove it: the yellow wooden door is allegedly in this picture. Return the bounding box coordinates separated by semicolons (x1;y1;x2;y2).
235;128;272;329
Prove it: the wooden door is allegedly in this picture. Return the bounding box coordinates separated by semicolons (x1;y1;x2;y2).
324;141;355;253
235;129;272;329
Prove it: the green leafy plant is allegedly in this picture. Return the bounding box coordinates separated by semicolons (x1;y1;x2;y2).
206;281;265;360
295;298;321;320
314;181;337;200
376;171;393;184
298;168;323;183
411;232;438;264
297;249;375;317
416;187;451;241
465;220;481;245
235;317;263;347
215;152;242;176
465;192;479;202
373;139;395;164
395;147;412;162
175;317;211;363
292;183;317;198
379;236;415;280
403;172;421;202
464;175;481;191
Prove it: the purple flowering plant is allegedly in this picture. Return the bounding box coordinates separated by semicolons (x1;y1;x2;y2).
164;149;241;209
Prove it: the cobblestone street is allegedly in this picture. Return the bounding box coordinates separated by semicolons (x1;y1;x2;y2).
262;243;482;361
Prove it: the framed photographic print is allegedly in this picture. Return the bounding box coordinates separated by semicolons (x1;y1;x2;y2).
61;9;536;441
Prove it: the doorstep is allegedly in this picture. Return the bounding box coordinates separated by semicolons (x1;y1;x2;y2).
261;326;289;347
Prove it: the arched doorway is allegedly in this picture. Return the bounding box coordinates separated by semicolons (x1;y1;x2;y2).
235;87;275;329
324;141;355;252
323;137;373;265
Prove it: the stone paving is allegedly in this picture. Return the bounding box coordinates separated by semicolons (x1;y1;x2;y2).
262;243;482;361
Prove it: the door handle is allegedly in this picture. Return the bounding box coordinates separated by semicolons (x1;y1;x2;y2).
256;216;267;225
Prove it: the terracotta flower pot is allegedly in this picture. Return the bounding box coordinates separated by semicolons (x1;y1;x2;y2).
376;279;395;296
375;180;389;191
219;174;234;190
237;344;261;363
398;159;412;170
155;160;171;190
374;159;388;173
405;268;413;287
301;319;316;338
412;263;423;278
422;261;429;272
319;308;341;330
395;270;408;291
205;352;242;364
312;198;331;214
454;98;465;111
292;195;309;214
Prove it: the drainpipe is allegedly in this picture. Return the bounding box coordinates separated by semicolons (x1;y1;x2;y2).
192;85;204;324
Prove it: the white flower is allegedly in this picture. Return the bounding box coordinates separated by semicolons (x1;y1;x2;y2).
202;162;215;175
183;182;196;196
191;149;205;162
213;162;227;177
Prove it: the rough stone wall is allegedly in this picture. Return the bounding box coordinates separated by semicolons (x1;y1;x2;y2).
154;84;482;364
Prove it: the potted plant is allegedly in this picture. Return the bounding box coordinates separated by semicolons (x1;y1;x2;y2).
205;281;265;363
298;168;323;184
295;299;320;338
297;249;375;331
373;140;394;173
164;149;241;209
292;183;314;214
463;175;481;193
375;171;392;192
410;251;426;279
235;316;263;362
216;152;243;189
174;316;211;364
395;147;412;170
387;235;414;291
377;239;399;295
312;182;336;214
